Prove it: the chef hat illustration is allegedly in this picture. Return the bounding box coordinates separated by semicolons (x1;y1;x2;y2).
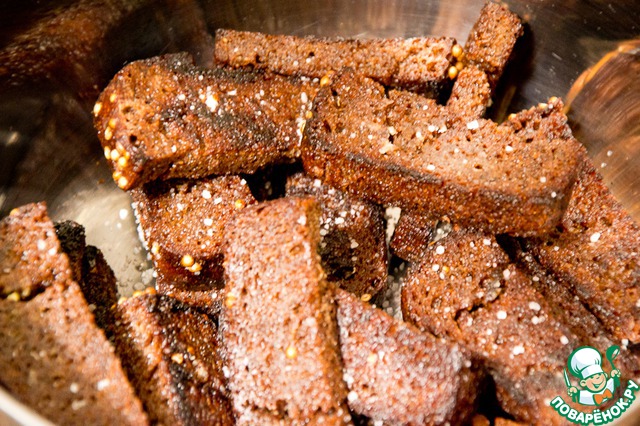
568;346;604;380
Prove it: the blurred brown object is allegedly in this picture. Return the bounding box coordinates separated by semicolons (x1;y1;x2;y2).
494;418;526;426
0;0;213;105
471;414;491;426
566;40;640;222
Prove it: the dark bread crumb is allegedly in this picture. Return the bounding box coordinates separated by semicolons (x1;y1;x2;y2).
95;53;319;190
446;65;491;120
389;212;435;263
114;292;234;425
0;203;148;426
286;172;388;298
221;197;351;425
54;220;118;332
464;2;524;89
214;29;457;95
525;159;640;342
0;203;72;298
508;237;640;376
336;288;482;425
131;175;257;310
303;70;585;236
401;230;584;424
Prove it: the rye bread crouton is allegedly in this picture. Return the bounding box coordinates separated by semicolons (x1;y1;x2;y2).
389;211;435;262
445;65;492;120
221;197;351;425
0;203;148;426
464;1;524;89
54;221;119;332
214;28;457;95
507;237;640;375
113;291;234;425
336;289;482;425
79;245;119;333
95;53;318;190
524;159;640;342
54;220;87;283
389;65;494;262
401;230;584;424
0;203;73;299
130;175;257;312
389;6;520;252
303;70;585;236
286;172;388;298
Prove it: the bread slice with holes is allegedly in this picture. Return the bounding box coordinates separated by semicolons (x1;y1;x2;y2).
285;172;388;298
95;52;318;190
336;288;482;425
464;1;524;89
401;229;587;424
0;203;148;425
221;197;352;425
442;0;524;118
389;212;435;263
54;220;119;333
303;70;586;237
506;236;640;375
113;291;234;425
445;65;491;120
523;159;640;342
214;28;457;96
130;174;257;315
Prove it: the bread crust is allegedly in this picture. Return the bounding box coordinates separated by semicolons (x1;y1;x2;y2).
114;293;234;425
286;173;388;298
303;70;585;236
214;29;456;95
0;203;148;426
221;198;352;425
95;53;318;190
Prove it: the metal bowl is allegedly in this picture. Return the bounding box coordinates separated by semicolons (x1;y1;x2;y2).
0;0;638;424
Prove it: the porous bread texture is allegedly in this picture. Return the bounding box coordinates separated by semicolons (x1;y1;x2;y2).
303;70;585;237
130;175;257;303
336;289;482;425
214;29;457;95
401;230;592;424
0;203;148;426
286;172;388;298
95;53;318;190
221;197;352;425
525;159;640;342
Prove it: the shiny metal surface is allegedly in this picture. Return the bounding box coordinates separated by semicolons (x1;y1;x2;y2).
0;0;638;424
567;40;640;219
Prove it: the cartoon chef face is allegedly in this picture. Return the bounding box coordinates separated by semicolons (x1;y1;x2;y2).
581;372;609;392
568;346;607;391
565;345;621;406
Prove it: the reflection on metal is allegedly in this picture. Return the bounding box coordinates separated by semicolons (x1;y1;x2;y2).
566;40;640;110
566;40;640;220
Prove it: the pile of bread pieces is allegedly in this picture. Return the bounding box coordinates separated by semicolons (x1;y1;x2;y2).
1;2;639;425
